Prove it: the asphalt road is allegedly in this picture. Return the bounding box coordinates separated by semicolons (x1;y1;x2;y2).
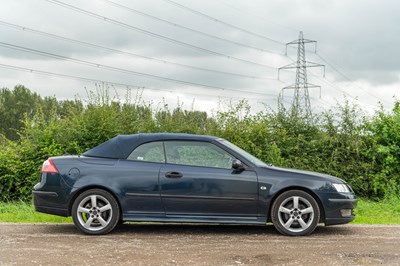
0;223;400;265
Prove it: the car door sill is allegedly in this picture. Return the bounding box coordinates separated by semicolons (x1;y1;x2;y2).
123;214;266;224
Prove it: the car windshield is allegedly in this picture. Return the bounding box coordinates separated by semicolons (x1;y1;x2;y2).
217;139;269;167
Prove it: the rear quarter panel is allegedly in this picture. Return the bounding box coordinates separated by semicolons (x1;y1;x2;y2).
56;157;164;215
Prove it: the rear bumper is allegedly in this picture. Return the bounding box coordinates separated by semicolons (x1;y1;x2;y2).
32;189;69;217
34;205;69;217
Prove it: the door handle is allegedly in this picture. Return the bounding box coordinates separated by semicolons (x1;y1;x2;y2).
165;171;183;178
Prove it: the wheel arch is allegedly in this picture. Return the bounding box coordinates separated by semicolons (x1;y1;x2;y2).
267;186;325;223
68;185;122;220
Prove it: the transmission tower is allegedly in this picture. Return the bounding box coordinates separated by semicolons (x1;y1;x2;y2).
278;31;325;118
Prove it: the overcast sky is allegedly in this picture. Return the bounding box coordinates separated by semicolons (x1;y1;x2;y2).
0;0;399;114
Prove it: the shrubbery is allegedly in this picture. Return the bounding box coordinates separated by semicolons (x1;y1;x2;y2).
0;85;399;201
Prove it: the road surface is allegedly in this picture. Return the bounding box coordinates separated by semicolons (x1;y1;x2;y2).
0;223;399;265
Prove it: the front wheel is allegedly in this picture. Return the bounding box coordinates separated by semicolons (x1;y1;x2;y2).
72;189;120;235
271;190;320;236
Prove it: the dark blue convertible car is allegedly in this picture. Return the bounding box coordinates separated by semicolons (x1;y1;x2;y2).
33;133;357;236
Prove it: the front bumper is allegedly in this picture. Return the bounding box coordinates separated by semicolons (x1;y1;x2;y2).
324;198;357;225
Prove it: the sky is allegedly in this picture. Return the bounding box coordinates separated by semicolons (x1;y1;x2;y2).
0;0;399;114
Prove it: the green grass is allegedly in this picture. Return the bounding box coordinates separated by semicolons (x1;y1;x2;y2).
0;201;71;223
0;198;399;224
352;197;400;224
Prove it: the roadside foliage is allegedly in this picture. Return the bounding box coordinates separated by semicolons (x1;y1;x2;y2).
0;85;399;202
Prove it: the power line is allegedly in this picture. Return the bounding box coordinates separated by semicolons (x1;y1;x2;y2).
218;0;298;34
0;20;276;81
307;70;358;101
44;0;277;69
0;63;137;89
162;0;286;46
306;70;390;111
0;63;276;101
286;51;391;106
100;0;279;55
311;97;332;108
306;60;393;106
0;42;278;97
315;51;390;104
309;71;391;111
284;53;356;101
285;53;388;106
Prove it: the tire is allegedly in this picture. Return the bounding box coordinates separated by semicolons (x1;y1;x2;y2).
271;190;320;236
72;189;120;235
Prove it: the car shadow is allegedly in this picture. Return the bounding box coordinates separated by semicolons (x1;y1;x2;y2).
42;223;356;237
115;223;277;235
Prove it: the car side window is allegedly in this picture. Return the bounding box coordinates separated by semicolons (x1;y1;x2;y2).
164;141;235;169
127;141;165;163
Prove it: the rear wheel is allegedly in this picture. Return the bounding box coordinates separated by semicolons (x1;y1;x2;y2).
271;190;320;236
72;189;120;235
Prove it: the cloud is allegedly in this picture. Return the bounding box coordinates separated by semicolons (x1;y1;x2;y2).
0;0;398;114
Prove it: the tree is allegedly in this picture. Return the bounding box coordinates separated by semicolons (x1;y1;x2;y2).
0;85;41;140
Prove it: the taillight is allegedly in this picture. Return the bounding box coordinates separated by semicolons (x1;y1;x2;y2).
41;159;59;173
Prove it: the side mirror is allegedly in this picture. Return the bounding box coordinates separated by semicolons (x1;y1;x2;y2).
232;159;245;170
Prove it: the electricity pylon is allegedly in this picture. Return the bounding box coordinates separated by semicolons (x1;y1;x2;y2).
278;31;325;119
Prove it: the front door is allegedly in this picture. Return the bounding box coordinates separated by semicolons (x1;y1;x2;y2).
159;141;258;216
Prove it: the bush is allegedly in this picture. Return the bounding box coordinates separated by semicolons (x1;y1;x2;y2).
0;86;399;201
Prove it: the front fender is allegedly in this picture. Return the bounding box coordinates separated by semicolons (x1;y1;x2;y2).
256;167;335;220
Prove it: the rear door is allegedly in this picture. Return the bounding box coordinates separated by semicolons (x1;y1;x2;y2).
119;141;164;215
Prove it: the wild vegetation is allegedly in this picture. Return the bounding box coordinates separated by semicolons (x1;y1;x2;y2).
1;199;399;224
0;85;399;203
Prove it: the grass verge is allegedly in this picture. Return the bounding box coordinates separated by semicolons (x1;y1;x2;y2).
353;197;400;224
0;201;71;223
0;198;399;224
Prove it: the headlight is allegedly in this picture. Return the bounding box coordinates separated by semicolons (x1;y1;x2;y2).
332;183;351;193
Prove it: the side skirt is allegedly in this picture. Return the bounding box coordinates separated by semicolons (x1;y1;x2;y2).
122;214;266;224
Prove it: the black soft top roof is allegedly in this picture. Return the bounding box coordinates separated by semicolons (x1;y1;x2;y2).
82;133;219;159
